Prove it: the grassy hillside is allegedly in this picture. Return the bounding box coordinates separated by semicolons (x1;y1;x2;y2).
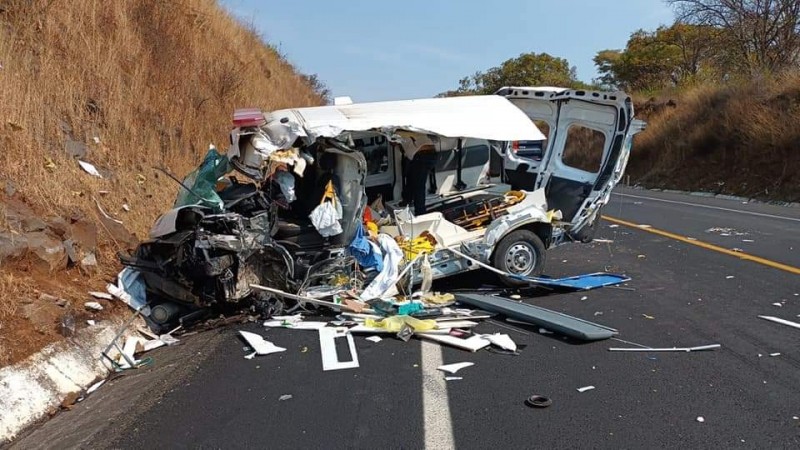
0;0;323;365
629;74;800;202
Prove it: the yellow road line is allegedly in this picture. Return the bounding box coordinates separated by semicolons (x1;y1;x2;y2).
602;215;800;276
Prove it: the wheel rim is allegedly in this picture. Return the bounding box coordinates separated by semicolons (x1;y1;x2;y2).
504;242;536;275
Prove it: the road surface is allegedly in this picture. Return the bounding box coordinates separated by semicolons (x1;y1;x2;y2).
11;187;800;449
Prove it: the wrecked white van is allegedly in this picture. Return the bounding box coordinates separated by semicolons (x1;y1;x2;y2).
122;88;641;328
230;88;643;286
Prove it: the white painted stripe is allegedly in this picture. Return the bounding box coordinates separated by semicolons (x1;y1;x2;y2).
421;340;455;449
613;192;800;223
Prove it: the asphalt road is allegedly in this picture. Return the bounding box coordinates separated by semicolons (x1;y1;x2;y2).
11;187;800;449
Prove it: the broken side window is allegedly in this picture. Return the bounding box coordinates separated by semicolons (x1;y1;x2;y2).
561;125;606;174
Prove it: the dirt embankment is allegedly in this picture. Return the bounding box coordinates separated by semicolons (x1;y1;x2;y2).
629;74;800;203
0;0;323;365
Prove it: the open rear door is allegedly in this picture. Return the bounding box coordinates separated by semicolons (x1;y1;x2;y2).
499;88;643;240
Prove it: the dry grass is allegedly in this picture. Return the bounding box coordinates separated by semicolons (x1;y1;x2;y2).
0;0;323;363
628;73;800;201
0;0;323;243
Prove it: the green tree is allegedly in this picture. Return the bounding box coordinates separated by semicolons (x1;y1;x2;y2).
594;23;723;91
443;52;583;96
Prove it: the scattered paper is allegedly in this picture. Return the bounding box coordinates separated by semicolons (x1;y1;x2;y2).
772;303;783;307
239;330;286;359
696;416;705;423
279;394;293;401
437;362;474;375
86;320;96;326
726;275;735;279
642;314;655;320
580;296;588;301
365;335;382;343
78;160;103;178
769;352;781;357
608;224;619;228
89;291;113;300
444;377;462;381
577;386;595;393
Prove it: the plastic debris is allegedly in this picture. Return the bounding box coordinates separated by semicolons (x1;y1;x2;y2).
437;362;474;375
696;416;705;423
86;380;105;394
577;386;595;393
84;301;103;311
444;376;462;381
608;344;720;352
758;315;800;330
78;160;102;178
279;394;293;401
89;291;113;301
239;330;286;359
365;335;382;343
479;333;517;352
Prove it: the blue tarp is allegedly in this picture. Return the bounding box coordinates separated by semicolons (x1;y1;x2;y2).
520;272;630;291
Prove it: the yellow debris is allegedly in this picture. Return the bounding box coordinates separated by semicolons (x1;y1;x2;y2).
365;315;436;332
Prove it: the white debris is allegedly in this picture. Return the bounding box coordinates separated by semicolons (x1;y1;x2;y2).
86;320;96;326
365;336;382;343
78;160;103;178
122;204;131;212
480;333;517;352
577;386;595;393
538;328;553;335
85;380;105;394
580;296;588;301
239;330;286;359
593;238;614;244
608;224;620;228
84;301;103;311
278;394;293;401
89;292;113;301
444;377;462;381
696;416;705;423
637;224;652;229
772;303;783;307
769;353;781;357
437;362;474;375
726;275;735;279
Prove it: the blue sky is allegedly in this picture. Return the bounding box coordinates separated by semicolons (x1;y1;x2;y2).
221;0;675;102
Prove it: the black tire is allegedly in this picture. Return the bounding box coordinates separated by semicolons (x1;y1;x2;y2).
492;229;546;287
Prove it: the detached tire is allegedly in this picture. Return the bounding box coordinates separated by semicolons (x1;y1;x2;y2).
492;229;546;287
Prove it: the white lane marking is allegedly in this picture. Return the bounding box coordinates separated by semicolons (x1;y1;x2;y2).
613;192;800;223
421;340;455;449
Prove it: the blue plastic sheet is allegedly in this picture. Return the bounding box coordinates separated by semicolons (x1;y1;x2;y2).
348;223;383;272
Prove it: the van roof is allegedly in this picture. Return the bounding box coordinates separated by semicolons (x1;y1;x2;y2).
266;95;546;143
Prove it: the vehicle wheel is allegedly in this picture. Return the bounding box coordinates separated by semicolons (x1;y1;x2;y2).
492;229;546;287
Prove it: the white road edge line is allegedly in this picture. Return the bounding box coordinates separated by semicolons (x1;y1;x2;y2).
613;192;800;223
421;340;455;449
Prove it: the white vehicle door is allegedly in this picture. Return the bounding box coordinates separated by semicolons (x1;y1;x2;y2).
500;89;642;235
